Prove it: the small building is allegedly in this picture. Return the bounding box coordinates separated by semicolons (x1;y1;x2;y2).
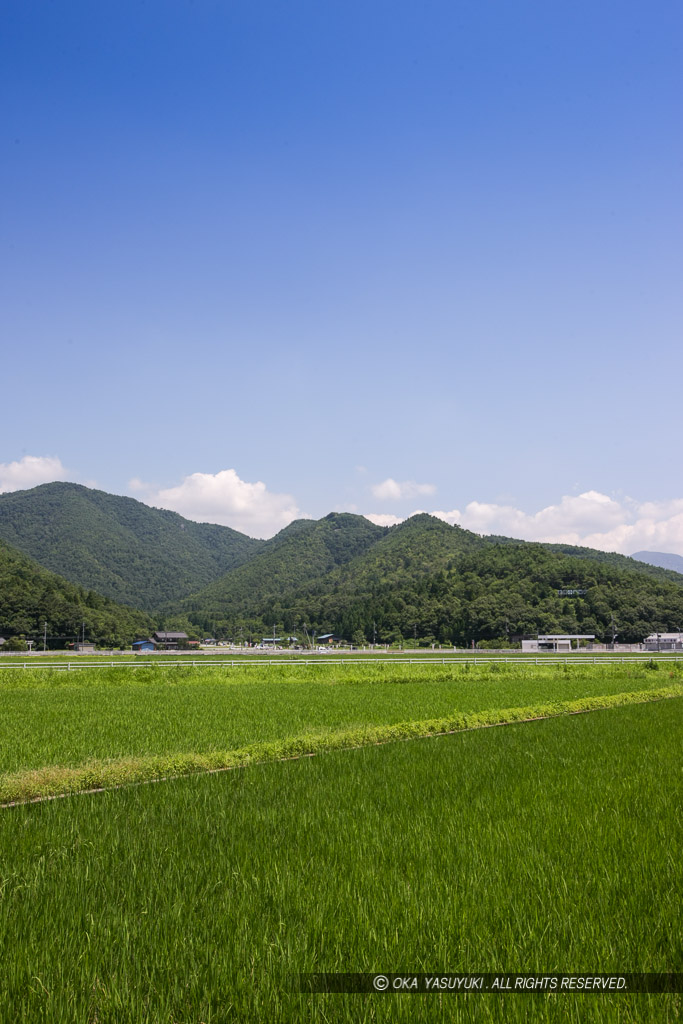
642;632;683;651
74;642;96;653
316;633;343;645
153;631;189;650
132;639;157;652
522;634;595;653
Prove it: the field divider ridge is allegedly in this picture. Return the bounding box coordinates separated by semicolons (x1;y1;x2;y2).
2;684;681;807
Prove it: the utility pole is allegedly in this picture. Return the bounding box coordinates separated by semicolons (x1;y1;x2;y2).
43;621;47;652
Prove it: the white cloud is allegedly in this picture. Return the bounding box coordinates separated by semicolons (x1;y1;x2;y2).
371;477;436;501
364;491;683;556
127;477;149;493
144;468;305;538
432;491;627;541
0;455;73;493
364;513;405;527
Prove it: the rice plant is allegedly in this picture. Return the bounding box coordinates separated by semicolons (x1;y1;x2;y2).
0;699;680;1023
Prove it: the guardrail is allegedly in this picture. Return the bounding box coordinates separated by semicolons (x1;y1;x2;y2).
1;655;682;672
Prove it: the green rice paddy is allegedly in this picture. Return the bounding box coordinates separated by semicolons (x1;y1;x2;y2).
0;660;679;778
0;663;680;1021
0;698;680;1022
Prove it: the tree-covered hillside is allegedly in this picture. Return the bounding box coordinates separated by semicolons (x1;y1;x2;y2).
0;483;262;610
0;540;153;647
179;513;386;633
246;513;482;641
511;539;683;588
183;515;683;645
3;486;683;648
445;542;683;644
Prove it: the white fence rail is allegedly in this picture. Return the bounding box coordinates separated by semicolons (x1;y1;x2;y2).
1;655;682;672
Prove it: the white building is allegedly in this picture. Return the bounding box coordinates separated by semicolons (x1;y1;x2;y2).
522;634;595;653
642;632;683;651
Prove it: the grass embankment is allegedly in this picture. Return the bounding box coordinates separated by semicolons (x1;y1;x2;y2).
1;699;680;1023
1;662;681;800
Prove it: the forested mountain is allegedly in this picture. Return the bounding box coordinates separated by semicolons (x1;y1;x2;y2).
3;484;683;647
523;540;683;587
0;539;153;647
0;483;263;610
182;515;683;645
178;513;386;632
239;513;482;639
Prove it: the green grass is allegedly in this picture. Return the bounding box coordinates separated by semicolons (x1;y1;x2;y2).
0;699;680;1023
1;661;679;780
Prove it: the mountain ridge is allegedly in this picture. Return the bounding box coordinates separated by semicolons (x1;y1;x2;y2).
0;482;263;610
3;484;683;646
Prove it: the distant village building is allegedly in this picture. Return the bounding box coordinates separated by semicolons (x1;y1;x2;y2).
153;631;188;650
73;642;96;653
522;634;595;652
132;639;157;652
642;632;683;651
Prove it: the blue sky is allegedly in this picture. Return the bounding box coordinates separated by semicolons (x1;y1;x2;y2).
2;1;682;549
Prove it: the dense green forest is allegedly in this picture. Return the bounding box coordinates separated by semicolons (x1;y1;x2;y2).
0;540;153;648
2;485;683;647
0;482;262;609
175;512;386;628
181;515;683;644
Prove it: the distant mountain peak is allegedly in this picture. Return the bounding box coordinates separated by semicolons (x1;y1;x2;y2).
393;512;475;537
631;550;683;574
395;512;448;528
